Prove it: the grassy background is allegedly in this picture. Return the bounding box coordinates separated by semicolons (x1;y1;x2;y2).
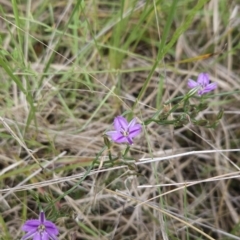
0;0;240;239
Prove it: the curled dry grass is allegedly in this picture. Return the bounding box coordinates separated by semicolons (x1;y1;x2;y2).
0;0;240;239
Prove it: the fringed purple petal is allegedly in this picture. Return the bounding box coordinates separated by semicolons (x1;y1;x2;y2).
127;118;136;128
197;73;209;86
106;130;130;143
197;89;204;96
44;220;59;235
106;131;123;141
203;82;217;93
106;131;117;136
21;230;37;240
39;211;45;224
187;79;199;89
46;230;59;240
32;232;42;240
22;220;41;231
126;136;133;145
114;116;128;131
39;231;51;240
128;124;142;138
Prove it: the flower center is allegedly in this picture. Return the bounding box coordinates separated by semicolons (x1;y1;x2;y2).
121;128;129;136
38;224;46;233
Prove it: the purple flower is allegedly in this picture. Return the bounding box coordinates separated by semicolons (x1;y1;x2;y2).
21;211;59;240
106;116;142;145
188;73;217;96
